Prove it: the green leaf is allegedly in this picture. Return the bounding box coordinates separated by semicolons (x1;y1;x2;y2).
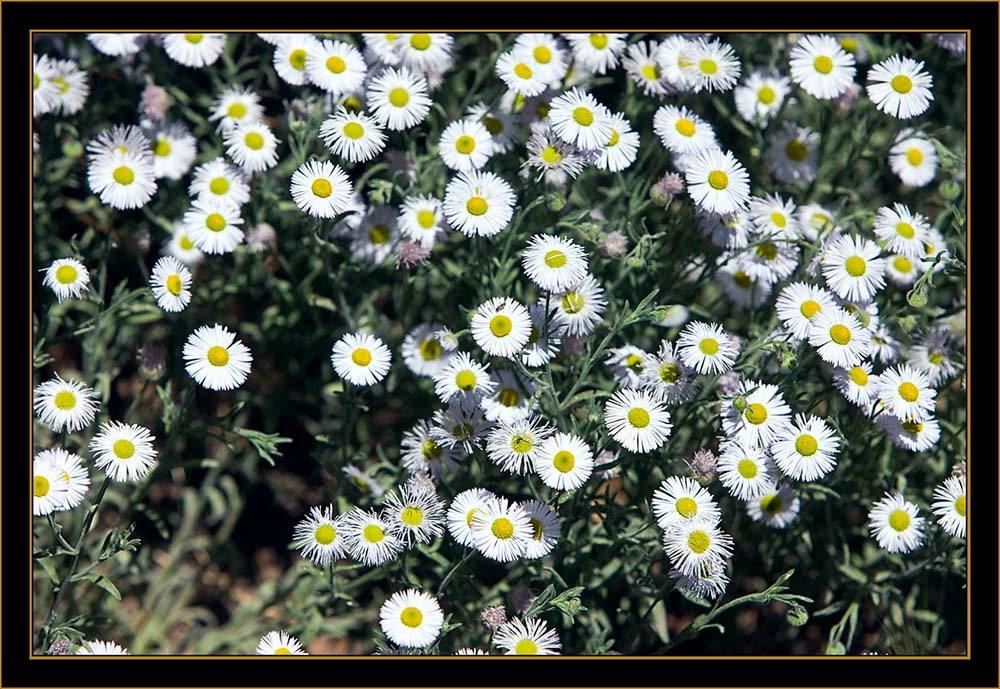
231;428;292;466
72;572;121;600
36;557;60;585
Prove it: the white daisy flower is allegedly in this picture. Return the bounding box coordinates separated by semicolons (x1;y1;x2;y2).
523;121;586;186
272;33;321;85
655;35;695;89
87;123;151;158
670;561;730;601
471;496;532;562
606;345;648;389
165;223;205;267
651;476;721;530
331;332;392;387
50;58;90;116
401;323;453;378
734;69;791;125
319;108;387;164
877;363;937;423
480;369;536;424
684;147;751;215
400;419;459;477
662;518;734;578
640;340;698;405
519;499;561;559
495;617;562;655
442;170;516;238
908;336;959;388
351;206;398;264
341;508;404;566
34;374;99;434
188;157;250;207
521;234;588;294
149;256;192;313
807;307;872;369
148;123;196;181
486;416;552;475
621;40;670;97
677;321;739;375
593;111;640;172
90;421;158;482
766;123;819;184
873;203;930;258
342;464;385;498
745;482;800;528
224;121;280;174
306;39;367;96
362;33;403;66
737;237;800;286
788;34;856;99
720;379;793;449
256;631;307;655
868;492;925;554
397;33;453;72
496;49;549;97
889;130;938;187
821;234;886;304
87;148;157;210
547;88;613;151
42;258;90;303
697;208;754;251
604;388;672;454
383;483;445;546
715;261;774;309
514;33;568;86
870;325;902;365
447;488;497;547
41;448;90;511
183;323;253;391
717;441;773;500
380;588;445;649
833;362;881;410
33;53;59;116
931;476;966;538
770;414;840;482
433;352;496;410
397;194;446;248
183;197;244;255
439;119;495;173
289;160;352;219
885;254;920;287
208;86;264;133
866;55;933;119
87;33;143;56
545;274;607;337
775;282;837;341
76;639;130;655
796;203;841;243
33;452;70;516
563;32;626;74
919;227;950;273
534;432;594;491
879;414;942;453
292;504;347;567
749;193;799;239
429;402;490;455
367;66;432;131
679;37;741;93
162;33;226;68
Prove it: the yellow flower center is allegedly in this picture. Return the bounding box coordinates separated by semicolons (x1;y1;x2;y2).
351;348;372;366
553;450;575;473
840;38;858;53
954;496;966;517
813;55;833;74
363;524;384;543
699;338;719;355
514;62;533;79
410;33;431;50
389;87;409;107
184;33;203;44
848;367;868;386
829;324;852;345
491;517;514;539
699;58;718;75
891;74;913;94
466;196;488;216
795;434;818;456
400;606;424;628
893;256;913;273
745;403;768;425
342;122;364;140
898;381;919;402
510;434;533;454
733;270;752;289
207;345;230;366
209;177;230;195
533;45;552;64
844;256;867;277
737;459;758;479
179;235;195;250
206;213;227;232
244;132;264;150
785;139;808;162
659;363;679;383
628;407;650;428
641;64;660;80
770;211;787;228
498;388;520;407
54;390;76;410
529;517;544;540
761;494;782;515
227;102;247;119
688;529;710;554
455;135;476;154
274;647;291;655
326;55;346;74
154;139;171;157
421;438;442;459
756;243;778;261
33;72;40;90
369;224;390;244
906;148;923;166
455;370;477;391
311;178;332;198
416;210;437;229
489;314;513;337
608;129;620;147
541;146;562;166
675;118;696;137
589;33;608;49
166;274;183;296
758;86;776;104
112;166;135;185
895;222;915;239
901;420;923;434
419;338;441;360
401;506;423;526
482;116;503;135
561;291;584;314
113;439;135;459
799;299;822;319
465;508;481;528
289;48;307;70
34;476;50;497
626;354;643;372
572;107;594;126
343;96;362;113
708;170;728;190
928;352;943;365
676;497;698;518
544;249;567;268
314;524;336;545
53;76;69;93
55;265;78;285
515;639;538;655
888;509;910;532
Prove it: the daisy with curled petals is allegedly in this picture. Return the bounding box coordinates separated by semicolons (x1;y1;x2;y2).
766;123;819;184
521;499;560;559
746;482;800;529
496;49;549;97
471;496;532;562
720;379;793;449
320;108;386;164
547;88;613;151
90;421;158;482
430;403;490;455
873;203;930;258
889;130;938;187
401;323;453;378
677;321;739;375
807;307;872;369
400;419;458;477
606;345;647;389
833;362;881;410
439;119;494;172
34;374;99;434
788;34;856;99
563;32;626;74
224;121;280;174
397;194;446;248
149;123;197;180
514;33;568;86
866;55;933;119
383;482;445;546
33;453;69;516
433;352;495;409
447;488;497;547
868;492;924;554
624;41;671;97
770;414;840;482
272;33;321;85
367;66;432;131
184;324;252;391
486;416;552;475
820;234;886;304
149;256;192;313
533;432;594;491
640;340;698;405
877;363;936;423
521;304;563;368
775;282;837;340
87;148;157;210
880;414;941;452
481;369;535;424
76;640;130;655
292;504;347;567
256;631;306;655
679;37;741;93
306;39;367;96
546;275;607;337
522;234;588;293
662;518;734;577
717;441;772;500
208;86;264;133
651;476;721;530
734;69;791;125
162;33;226;68
341;508;404;566
442;170;515;238
380;589;445;649
43;448;90;511
604;388;672;454
183;197;244;254
495;617;562;655
43;258;90;303
331;332;391;387
684;148;751;215
593;112;640;172
189;157;250;207
931;475;966;538
290;160;352;218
